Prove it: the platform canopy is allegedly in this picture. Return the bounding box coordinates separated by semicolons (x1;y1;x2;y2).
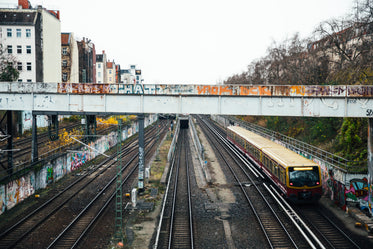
0;82;373;117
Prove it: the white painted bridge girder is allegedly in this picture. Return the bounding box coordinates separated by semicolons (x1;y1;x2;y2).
0;82;372;118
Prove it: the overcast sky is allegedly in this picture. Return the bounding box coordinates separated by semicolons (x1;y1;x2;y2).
3;0;357;84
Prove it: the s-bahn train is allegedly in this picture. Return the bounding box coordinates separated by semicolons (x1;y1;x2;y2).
227;126;322;203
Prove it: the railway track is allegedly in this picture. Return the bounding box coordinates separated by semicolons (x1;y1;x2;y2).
155;128;194;249
0;121;168;248
296;203;361;249
198;115;368;249
0;118;118;179
198;116;303;248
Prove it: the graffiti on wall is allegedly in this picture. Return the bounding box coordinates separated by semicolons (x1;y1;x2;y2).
69;152;88;171
345;178;369;212
54;157;65;181
56;83;373;98
5;174;35;211
0;116;154;215
0;185;5;215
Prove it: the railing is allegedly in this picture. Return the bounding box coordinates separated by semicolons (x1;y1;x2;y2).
222;115;367;174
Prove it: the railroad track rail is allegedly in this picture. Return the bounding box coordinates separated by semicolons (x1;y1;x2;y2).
155;129;194;249
198;115;370;249
296;204;361;249
198;116;300;248
0;119;119;179
0;121;167;248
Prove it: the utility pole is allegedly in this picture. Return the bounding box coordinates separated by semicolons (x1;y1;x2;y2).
138;114;145;191
31;113;38;163
115;119;123;242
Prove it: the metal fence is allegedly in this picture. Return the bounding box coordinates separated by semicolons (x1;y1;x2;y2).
221;115;367;174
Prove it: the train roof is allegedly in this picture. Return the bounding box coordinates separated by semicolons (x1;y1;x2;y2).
227;126;318;167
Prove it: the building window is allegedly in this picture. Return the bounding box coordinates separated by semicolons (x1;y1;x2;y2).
17;45;22;54
62;72;68;82
27;62;31;71
17;62;22;71
7;45;12;54
16;29;21;37
18;79;22;82
62;47;67;55
109;77;112;81
98;72;101;77
98;64;101;68
7;28;12;37
62;60;67;67
26;29;31;37
26;45;31;54
109;69;112;74
27;79;32;82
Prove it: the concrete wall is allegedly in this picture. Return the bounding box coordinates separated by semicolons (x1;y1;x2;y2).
0;114;157;215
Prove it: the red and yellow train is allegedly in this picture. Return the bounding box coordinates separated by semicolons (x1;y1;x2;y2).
227;126;322;203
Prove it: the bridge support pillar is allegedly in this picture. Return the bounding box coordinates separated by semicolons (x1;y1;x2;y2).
368;119;373;216
48;115;59;141
7;111;13;175
138;114;145;191
31;114;38;162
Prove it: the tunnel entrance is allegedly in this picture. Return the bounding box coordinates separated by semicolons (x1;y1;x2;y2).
179;117;189;129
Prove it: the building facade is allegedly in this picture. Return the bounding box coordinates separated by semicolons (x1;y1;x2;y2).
61;32;79;83
0;1;61;132
77;37;96;83
0;1;61;83
106;60;115;84
120;65;142;84
96;51;107;83
115;64;121;83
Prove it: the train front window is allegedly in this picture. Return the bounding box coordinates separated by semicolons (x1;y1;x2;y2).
288;166;320;187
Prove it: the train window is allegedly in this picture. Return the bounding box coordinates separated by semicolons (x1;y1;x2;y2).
279;168;285;183
263;155;268;167
288;166;320;187
274;164;279;177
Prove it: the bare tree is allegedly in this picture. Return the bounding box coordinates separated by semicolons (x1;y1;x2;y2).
0;44;19;82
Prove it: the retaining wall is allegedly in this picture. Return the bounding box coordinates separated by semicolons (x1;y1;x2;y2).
0;115;157;215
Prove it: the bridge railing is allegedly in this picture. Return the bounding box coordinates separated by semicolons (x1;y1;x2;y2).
223;115;366;174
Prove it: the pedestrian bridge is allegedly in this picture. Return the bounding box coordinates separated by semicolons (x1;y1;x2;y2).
1;82;373;118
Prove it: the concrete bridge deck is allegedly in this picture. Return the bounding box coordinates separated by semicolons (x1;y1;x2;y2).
0;82;372;117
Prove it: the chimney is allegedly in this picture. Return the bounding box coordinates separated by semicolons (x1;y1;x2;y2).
18;0;29;9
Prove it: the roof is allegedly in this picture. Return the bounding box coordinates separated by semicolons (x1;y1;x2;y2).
228;126;317;167
107;62;113;68
0;10;37;25
61;33;71;45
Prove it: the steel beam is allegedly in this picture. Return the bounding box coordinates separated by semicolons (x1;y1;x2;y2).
7;111;13;174
31;114;38;162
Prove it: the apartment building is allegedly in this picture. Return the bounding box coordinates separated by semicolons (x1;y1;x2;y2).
0;0;61;83
96;51;107;83
106;60;115;84
61;32;79;83
77;37;96;83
